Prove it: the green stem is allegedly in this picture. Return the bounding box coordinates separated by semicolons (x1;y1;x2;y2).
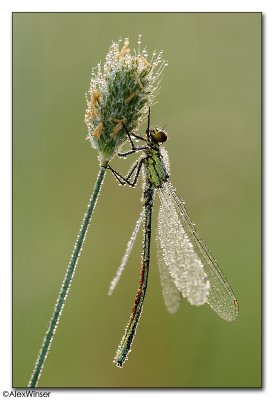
28;163;108;387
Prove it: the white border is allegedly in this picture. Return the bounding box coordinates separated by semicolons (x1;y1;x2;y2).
1;1;272;399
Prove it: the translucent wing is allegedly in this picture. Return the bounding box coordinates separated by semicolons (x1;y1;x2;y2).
108;208;144;295
156;230;181;313
157;197;210;307
159;181;239;321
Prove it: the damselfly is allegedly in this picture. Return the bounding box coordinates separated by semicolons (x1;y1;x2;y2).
107;109;239;367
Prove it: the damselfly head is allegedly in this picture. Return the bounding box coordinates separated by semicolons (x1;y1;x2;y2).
150;127;168;143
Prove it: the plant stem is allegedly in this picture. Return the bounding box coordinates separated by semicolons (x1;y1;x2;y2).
28;163;108;387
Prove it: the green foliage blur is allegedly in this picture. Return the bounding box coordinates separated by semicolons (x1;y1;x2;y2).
13;12;261;387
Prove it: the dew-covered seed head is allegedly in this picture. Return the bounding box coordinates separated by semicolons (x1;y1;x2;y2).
85;36;167;162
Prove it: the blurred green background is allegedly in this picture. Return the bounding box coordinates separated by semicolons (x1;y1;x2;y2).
13;13;261;387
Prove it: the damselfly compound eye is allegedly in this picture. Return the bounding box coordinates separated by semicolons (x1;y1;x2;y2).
151;128;168;143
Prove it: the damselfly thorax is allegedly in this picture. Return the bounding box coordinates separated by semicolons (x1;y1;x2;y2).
143;129;169;189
